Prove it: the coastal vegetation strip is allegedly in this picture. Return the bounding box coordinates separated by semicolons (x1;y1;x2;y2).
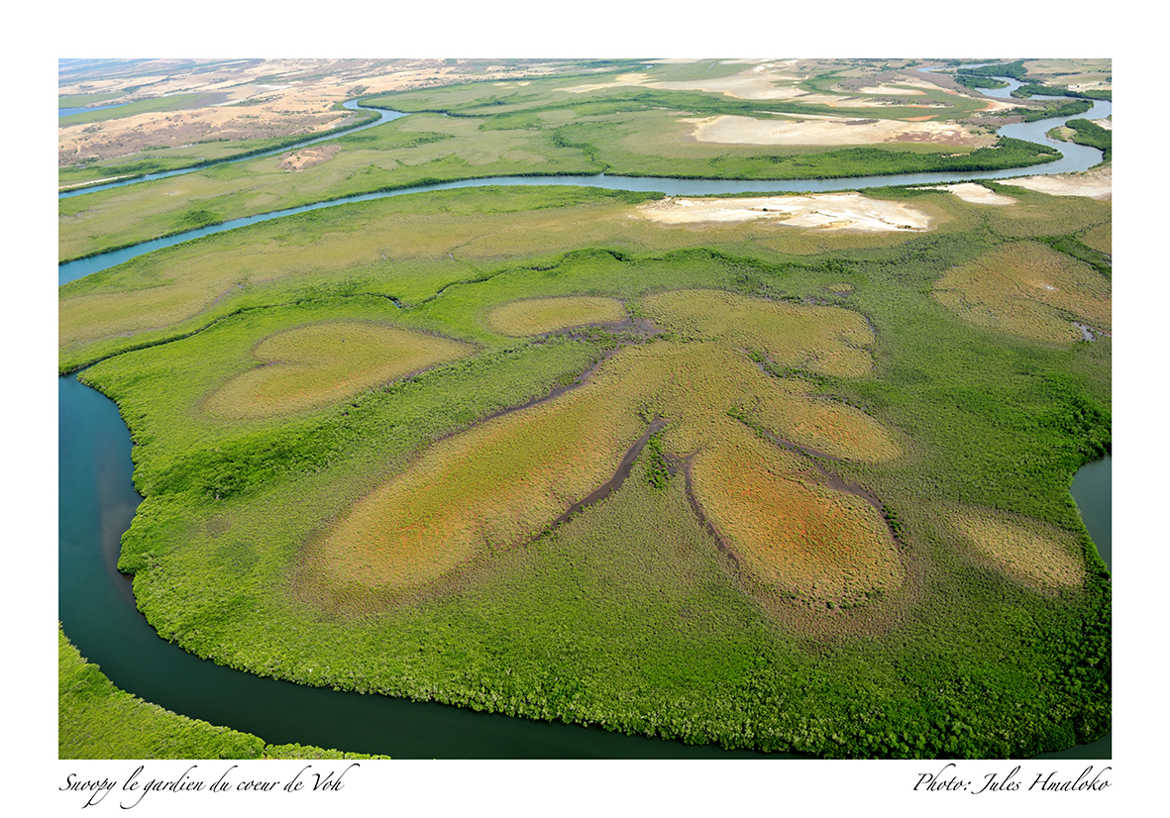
59;628;373;759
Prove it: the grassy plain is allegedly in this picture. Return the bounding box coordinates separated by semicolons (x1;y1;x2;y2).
59;58;1063;262
947;509;1087;591
65;178;1111;756
932;241;1111;343
204;321;472;419
486;296;627;335
58;113;377;190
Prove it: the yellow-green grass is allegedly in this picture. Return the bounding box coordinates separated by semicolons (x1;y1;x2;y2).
745;378;901;462
969;184;1111;239
58;113;600;262
692;427;901;607
946;507;1086;591
484;296;626;336
203;321;473;419
61;187;979;372
307;314;896;608
643;288;875;377
932;241;1111;343
310;355;649;597
826;282;854;294
1081;222;1111;255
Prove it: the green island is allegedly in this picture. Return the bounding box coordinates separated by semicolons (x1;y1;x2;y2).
58;57;1111;760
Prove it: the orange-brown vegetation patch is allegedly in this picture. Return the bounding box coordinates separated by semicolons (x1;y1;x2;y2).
932;242;1111;343
1081;222;1111;254
692;428;901;606
304;292;902;610
317;374;646;594
745;379;901;463
204;321;472;419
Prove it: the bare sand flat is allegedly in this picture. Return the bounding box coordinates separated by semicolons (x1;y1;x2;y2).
1092;118;1112;130
635;193;932;232
999;165;1112;200
855;84;925;95
916;183;1017;205
562;64;942;107
685;113;992;147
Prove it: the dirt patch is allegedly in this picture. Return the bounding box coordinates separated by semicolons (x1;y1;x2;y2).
635;193;933;233
685;113;992;147
1092;118;1112;131
1000;164;1111;200
916;182;1017;205
278;144;340;172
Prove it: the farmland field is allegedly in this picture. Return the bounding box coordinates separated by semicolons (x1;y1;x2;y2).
58;57;1112;761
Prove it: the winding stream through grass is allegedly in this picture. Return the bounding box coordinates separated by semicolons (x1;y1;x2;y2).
58;71;1112;757
59;91;1110;284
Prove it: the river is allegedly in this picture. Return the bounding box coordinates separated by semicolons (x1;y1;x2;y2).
58;68;1112;758
59;90;1110;285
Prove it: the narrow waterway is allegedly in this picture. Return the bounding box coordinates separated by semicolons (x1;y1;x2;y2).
57;375;769;758
59;89;1110;285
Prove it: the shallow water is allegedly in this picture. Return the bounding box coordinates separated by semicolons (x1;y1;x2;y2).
1071;454;1112;571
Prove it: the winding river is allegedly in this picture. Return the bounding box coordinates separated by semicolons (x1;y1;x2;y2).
59;91;1111;285
58;70;1112;758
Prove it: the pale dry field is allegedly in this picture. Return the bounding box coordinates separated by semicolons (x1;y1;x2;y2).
635;193;933;233
916;183;1017;205
684;113;993;147
60;59;580;166
278;144;340;172
1000;165;1112;200
562;62;962;111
